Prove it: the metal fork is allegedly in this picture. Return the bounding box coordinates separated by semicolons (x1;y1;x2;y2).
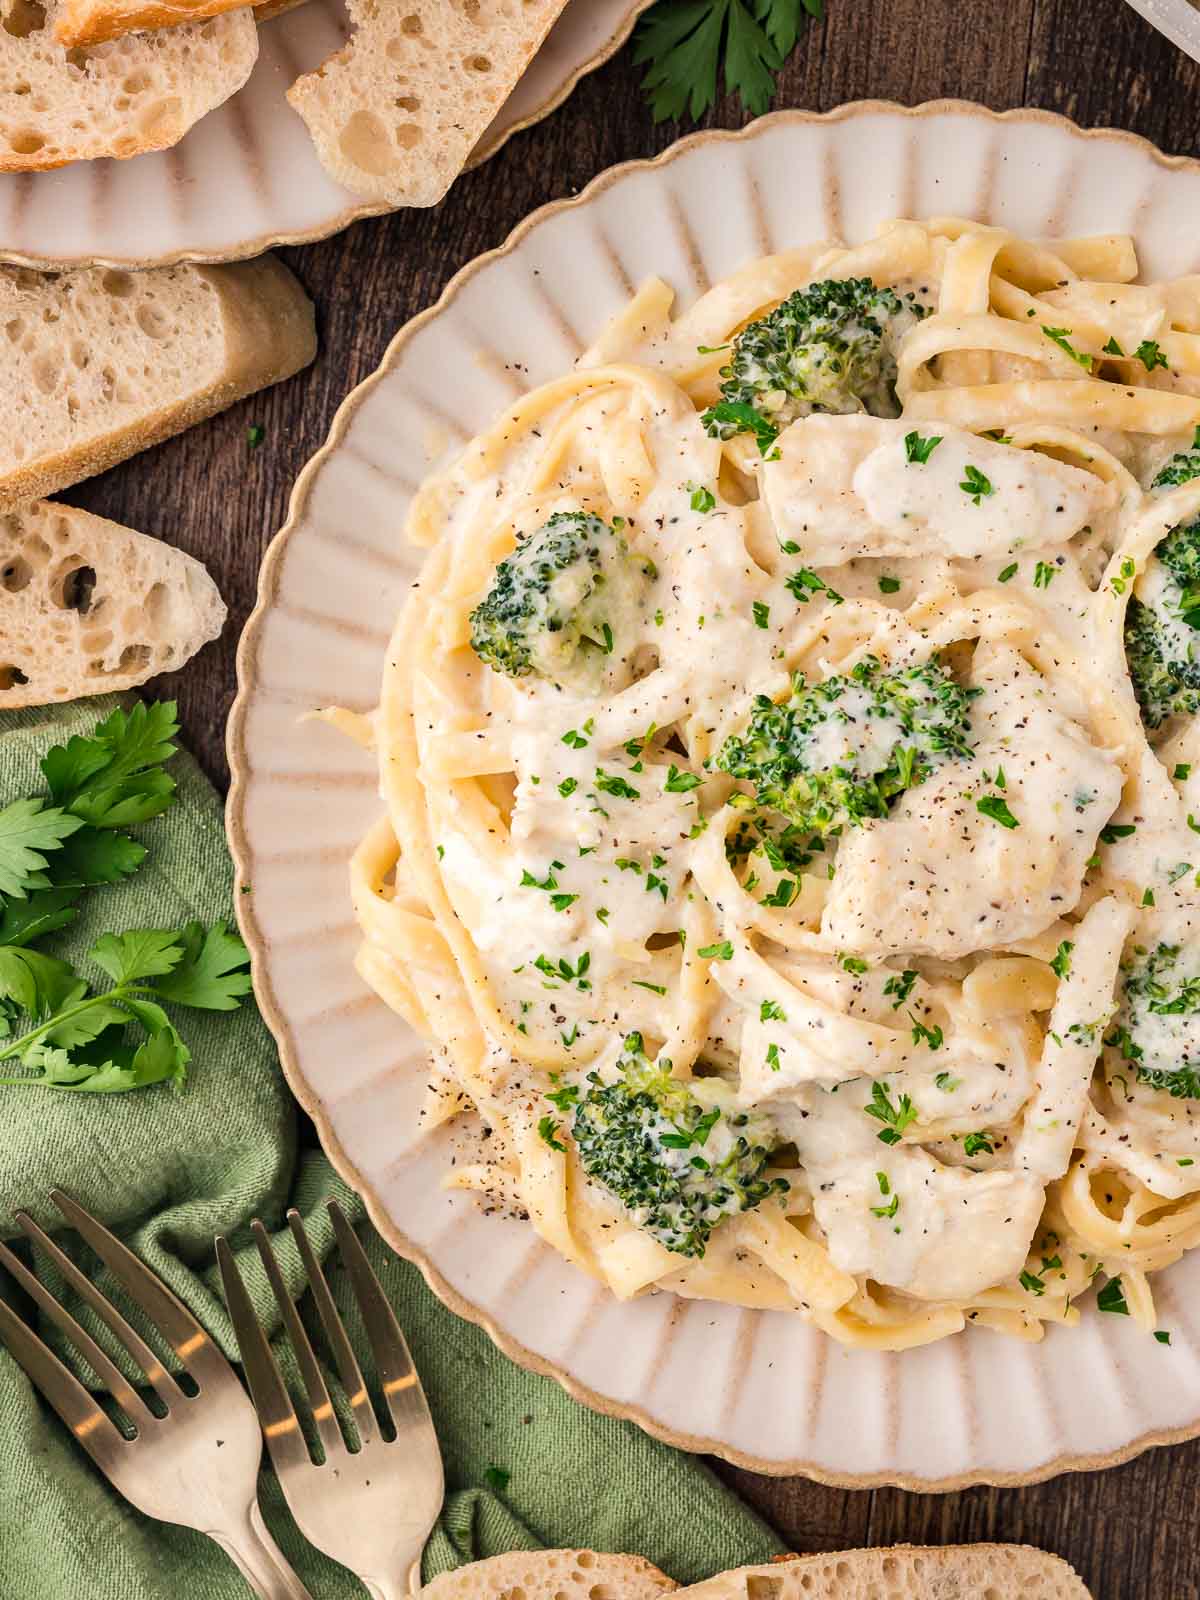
0;1189;312;1600
217;1201;444;1600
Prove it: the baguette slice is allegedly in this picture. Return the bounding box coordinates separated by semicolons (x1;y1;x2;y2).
0;500;225;706
421;1551;677;1600
0;0;257;169
677;1548;1092;1600
287;0;571;207
0;256;315;514
52;0;263;47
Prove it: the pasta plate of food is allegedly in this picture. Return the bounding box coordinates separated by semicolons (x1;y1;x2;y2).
230;102;1200;1485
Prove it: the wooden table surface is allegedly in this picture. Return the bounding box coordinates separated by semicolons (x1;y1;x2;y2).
58;2;1200;1594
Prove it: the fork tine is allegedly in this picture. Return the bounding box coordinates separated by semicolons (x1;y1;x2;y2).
215;1235;312;1476
0;1251;139;1456
285;1209;376;1445
327;1201;433;1436
50;1190;228;1388
249;1220;345;1463
16;1212;184;1412
0;1236;154;1428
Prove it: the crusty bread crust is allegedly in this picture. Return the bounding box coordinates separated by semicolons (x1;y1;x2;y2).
0;0;257;170
677;1548;1092;1600
0;256;315;514
421;1551;677;1600
0;500;225;707
287;0;571;207
53;0;269;48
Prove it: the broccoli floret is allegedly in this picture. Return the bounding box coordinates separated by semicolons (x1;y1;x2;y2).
714;655;975;835
702;276;928;443
1109;942;1200;1099
1126;453;1200;727
1152;446;1200;492
565;1033;787;1258
469;511;654;689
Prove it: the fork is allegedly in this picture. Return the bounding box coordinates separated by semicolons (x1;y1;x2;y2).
217;1201;444;1600
0;1190;312;1600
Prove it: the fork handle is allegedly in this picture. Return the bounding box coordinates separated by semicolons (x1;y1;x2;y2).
211;1501;315;1600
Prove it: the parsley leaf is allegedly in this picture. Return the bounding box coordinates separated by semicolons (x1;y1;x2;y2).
977;794;1019;829
1097;1275;1130;1315
633;0;821;122
700;399;780;456
959;465;994;505
153;922;252;1011
42;700;179;828
904;430;943;465
0;798;82;899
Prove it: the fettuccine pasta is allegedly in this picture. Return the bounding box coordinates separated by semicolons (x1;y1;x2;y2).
342;217;1200;1350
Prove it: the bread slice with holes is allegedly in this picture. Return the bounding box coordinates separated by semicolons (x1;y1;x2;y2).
0;499;225;705
0;256;315;513
677;1549;1093;1600
420;1551;678;1600
286;0;571;207
0;0;258;169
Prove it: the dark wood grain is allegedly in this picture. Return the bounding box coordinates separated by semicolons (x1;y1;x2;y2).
55;3;1200;1593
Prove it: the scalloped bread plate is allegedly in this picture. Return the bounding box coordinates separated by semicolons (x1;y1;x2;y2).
0;0;649;269
228;103;1200;1489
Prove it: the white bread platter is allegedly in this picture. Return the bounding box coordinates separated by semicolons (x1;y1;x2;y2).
0;0;649;269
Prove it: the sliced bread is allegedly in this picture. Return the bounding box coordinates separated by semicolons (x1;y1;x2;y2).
421;1550;678;1600
287;0;571;207
677;1548;1092;1600
0;255;315;513
0;499;225;706
52;0;266;48
0;0;258;169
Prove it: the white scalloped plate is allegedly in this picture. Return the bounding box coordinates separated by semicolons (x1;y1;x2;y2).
0;0;648;269
229;103;1200;1488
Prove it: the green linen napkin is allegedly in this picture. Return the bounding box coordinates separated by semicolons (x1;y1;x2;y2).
0;698;783;1600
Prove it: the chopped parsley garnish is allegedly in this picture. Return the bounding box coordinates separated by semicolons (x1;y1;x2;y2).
1103;336;1125;356
752;600;770;629
1135;339;1169;373
909;1013;943;1050
934;1071;961;1092
558;777;578;798
839;954;869;975
959;465;994;505
963;1130;994;1156
594;769;640;801
765;1042;782;1072
1100;822;1136;843
702;400;780;457
785;568;844;606
1050;941;1073;980
1019;1269;1046;1296
664;765;702;793
883;969;917;1009
1042;325;1093;370
976;794;1019;829
760;998;786;1022
998;563;1018;583
870;1171;900;1219
878;575;901;594
864;1079;917;1144
698;940;734;961
537;1115;567;1152
1096;1276;1130;1315
904;430;943;465
1033;560;1056;589
688;482;716;513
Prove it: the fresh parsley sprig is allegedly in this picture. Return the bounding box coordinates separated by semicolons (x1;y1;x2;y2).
634;0;823;123
0;702;252;1093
